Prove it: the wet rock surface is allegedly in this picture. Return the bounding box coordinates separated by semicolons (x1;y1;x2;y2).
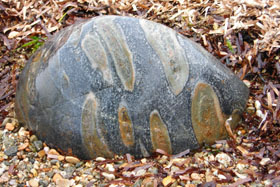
15;16;249;159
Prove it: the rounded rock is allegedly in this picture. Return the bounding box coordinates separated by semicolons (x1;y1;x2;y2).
15;15;249;159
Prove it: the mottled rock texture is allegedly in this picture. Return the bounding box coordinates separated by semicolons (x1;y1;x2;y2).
15;16;249;159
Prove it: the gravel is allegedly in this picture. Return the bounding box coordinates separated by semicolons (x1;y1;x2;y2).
0;115;279;186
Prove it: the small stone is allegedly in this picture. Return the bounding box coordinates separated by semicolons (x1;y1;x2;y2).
39;179;49;186
122;171;133;177
44;146;50;153
18;142;29;151
9;179;17;186
31;168;38;177
141;158;147;164
37;150;46;158
162;176;175;186
75;161;84;168
18;127;28;137
0;166;6;176
215;152;232;167
159;155;168;164
0;172;9;183
8;31;19;38
58;155;65;161
48;149;60;155
29;144;37;152
96;157;106;161
53;173;63;183
191;173;201;180
236;163;247;172
65;156;80;164
260;158;270;166
30;135;38;143
33;141;43;151
64;166;75;179
50;159;59;165
56;179;71;187
28;179;39;187
3;136;15;148
46;171;55;178
5;123;15;131
105;164;115;172
4;146;18;156
170;166;180;174
102;172;115;180
217;174;226;180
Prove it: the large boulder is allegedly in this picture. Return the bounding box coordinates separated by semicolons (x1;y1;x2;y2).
15;16;249;159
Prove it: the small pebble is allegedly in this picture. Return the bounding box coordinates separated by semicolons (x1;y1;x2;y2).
28;179;39;187
48;149;60;155
5;123;15;131
75;161;84;168
0;172;10;183
64;166;75;179
4;146;18;156
37;150;46;158
102;172;115;180
18;142;29;151
58;155;65;161
29;144;37;152
65;156;80;164
96;157;106;161
260;158;270;166
18;127;28;136
53;173;63;183
33;141;43;151
39;179;49;186
191;173;201;180
105;164;115;172
215;152;232;168
162;176;175;186
218;174;226;180
44;146;50;153
31;168;38;177
56;178;71;187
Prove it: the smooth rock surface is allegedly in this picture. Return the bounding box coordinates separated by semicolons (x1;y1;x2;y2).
15;15;249;159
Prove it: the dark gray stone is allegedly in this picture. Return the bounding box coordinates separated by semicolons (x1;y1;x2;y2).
15;15;249;159
64;166;75;179
33;140;43;151
4;146;18;156
3;136;15;148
